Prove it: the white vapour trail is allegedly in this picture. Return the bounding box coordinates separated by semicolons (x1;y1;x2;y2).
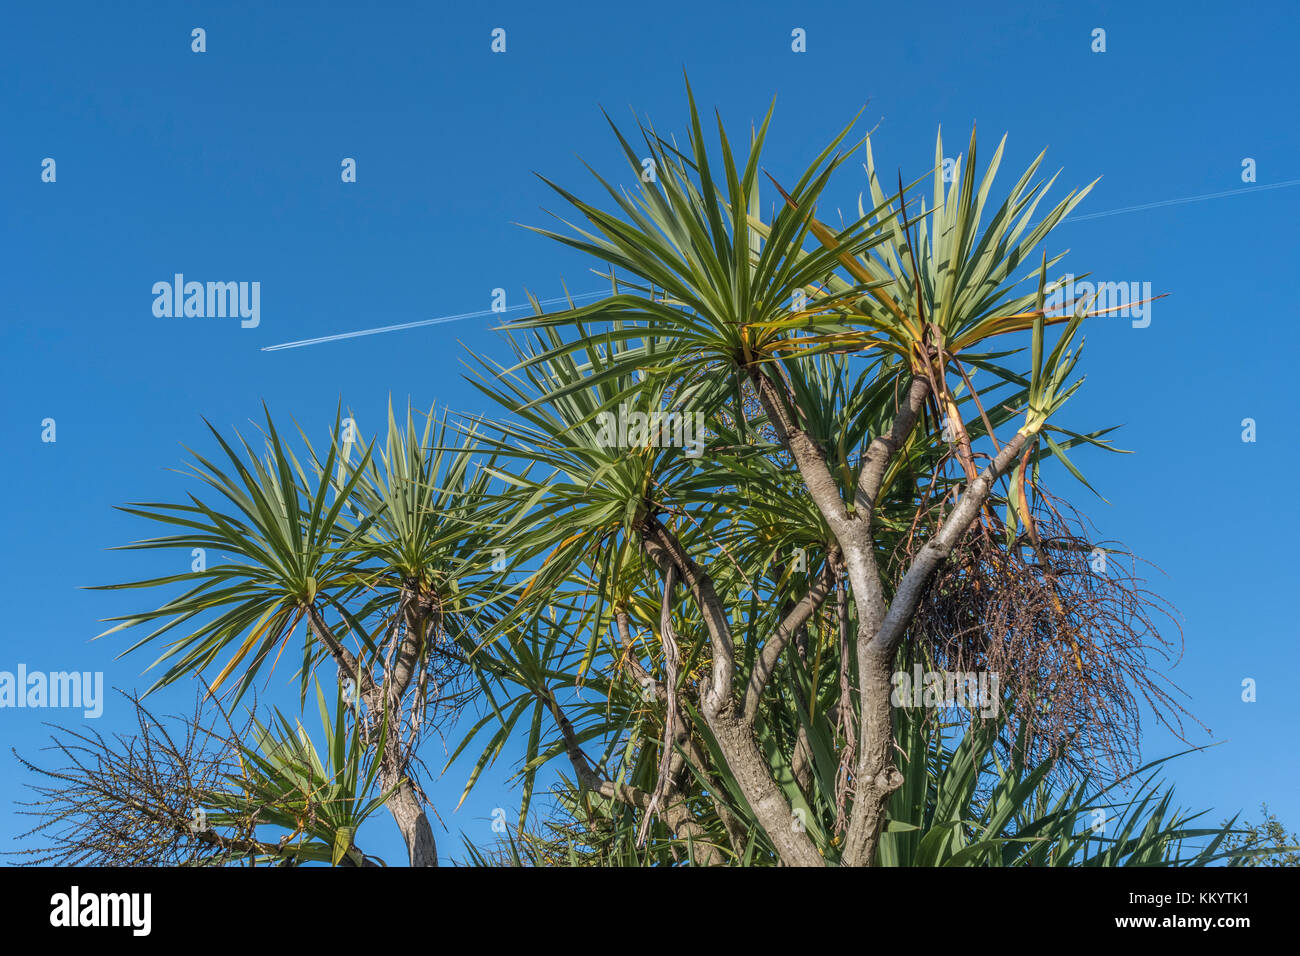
261;291;609;352
1062;178;1300;223
263;179;1300;351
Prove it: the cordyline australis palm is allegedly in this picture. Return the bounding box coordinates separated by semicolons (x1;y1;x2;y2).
455;82;1191;868
18;85;1212;868
72;405;509;866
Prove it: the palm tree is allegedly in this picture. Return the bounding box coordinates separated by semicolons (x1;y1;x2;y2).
25;84;1232;869
465;705;1249;868
454;81;1192;866
87;404;506;866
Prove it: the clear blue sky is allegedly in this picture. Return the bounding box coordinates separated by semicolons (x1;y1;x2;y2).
3;0;1297;865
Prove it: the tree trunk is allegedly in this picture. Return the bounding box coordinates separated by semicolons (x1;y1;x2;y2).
382;772;438;867
309;604;439;866
704;712;825;867
842;645;904;866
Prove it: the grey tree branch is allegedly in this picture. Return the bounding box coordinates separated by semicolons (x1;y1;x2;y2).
868;430;1029;659
841;429;1029;867
640;515;825;866
641;565;682;844
853;376;930;515
744;560;836;722
749;368;857;542
642;517;735;712
306;602;438;867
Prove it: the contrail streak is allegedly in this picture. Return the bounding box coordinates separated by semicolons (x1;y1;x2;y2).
1062;178;1300;223
261;291;609;352
263;179;1300;351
